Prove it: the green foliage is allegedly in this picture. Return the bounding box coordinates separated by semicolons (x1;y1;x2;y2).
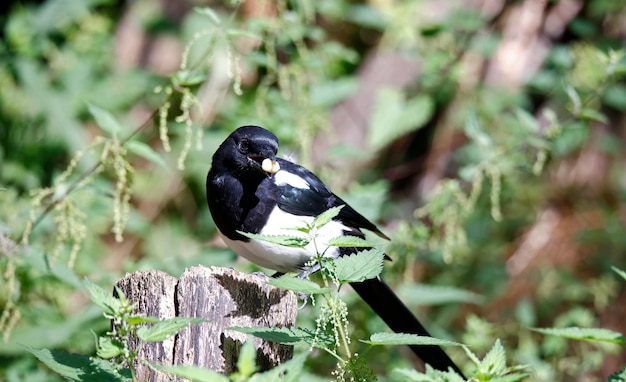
1;0;626;381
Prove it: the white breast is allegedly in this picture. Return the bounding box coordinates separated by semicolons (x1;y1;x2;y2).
220;206;347;273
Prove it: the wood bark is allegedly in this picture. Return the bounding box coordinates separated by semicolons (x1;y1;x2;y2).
115;266;298;381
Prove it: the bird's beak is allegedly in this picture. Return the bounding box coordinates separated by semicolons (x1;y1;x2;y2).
261;158;280;174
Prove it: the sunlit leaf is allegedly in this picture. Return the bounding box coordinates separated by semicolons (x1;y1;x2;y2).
136;317;207;342
333;248;385;283
361;332;463;347
149;362;229;382
266;276;331;294
237;231;309;248
87;103;123;136
532;327;625;344
126;140;167;168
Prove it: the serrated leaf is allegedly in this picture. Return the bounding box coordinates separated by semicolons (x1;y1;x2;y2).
609;366;626;382
579;108;609;123
313;205;344;229
532;326;625;344
84;279;121;316
87;103;123;135
237;231;309;248
26;347;130;381
480;338;506;373
327;235;372;248
149;363;229;382
229;326;333;347
96;337;124;359
126;316;160;326
125;140;167;168
613;266;626;281
398;284;485;306
172;70;207;88
333;248;385;283
136;317;206;342
464;110;492;147
368;89;434;150
361;332;463;347
249;351;308;382
194;6;221;24
266;276;331;294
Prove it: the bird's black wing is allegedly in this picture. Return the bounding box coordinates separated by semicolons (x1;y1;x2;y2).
273;159;389;239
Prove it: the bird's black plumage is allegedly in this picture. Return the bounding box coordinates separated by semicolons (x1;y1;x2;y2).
206;125;463;375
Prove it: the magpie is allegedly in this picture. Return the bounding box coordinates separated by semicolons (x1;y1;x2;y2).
206;125;463;375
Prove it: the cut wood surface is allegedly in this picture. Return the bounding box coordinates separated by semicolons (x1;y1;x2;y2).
115;266;298;381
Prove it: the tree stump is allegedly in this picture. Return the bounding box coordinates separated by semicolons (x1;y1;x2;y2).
115;266;298;381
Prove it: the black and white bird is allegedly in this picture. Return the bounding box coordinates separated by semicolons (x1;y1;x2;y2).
206;125;463;375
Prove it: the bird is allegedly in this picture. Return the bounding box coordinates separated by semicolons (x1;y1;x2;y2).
206;125;464;375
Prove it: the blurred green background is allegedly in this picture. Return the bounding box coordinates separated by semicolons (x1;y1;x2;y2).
0;0;625;380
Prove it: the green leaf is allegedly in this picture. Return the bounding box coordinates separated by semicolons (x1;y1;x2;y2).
237;231;309;248
136;317;207;342
514;108;539;132
398;284;485;306
26;347;130;381
464;110;492;147
368;88;434;150
226;29;263;40
327;235;372;248
480;338;506;373
125;140;167;168
266;276;331;294
194;6;221;24
361;332;463;347
96;337;124;359
87;103;123;135
229;326;334;347
249;351;308;382
237;340;258;378
333;248;385;283
613;266;626;281
579;108;608;123
84;279;121;316
172;70;207;88
313;205;344;229
149;363;229;382
532;327;625;344
609;366;626;382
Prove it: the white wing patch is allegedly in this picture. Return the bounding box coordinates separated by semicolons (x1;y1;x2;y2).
220;206;347;273
273;170;310;189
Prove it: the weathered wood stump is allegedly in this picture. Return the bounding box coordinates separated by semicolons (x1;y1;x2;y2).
115;266;298;381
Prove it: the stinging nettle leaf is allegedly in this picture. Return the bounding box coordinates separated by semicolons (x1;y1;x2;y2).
26;347;130;381
328;235;372;248
136;317;206;342
612;266;626;281
266;276;331;294
87;103;123;136
84;278;121;316
314;205;344;229
333;248;385;283
367;88;434;150
532;326;625;345
149;362;229;382
125;140;168;168
361;332;464;347
237;231;310;248
229;326;334;347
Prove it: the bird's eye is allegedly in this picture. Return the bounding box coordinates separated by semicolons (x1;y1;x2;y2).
238;138;250;153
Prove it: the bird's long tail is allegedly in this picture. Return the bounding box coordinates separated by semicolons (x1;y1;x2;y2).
349;277;464;376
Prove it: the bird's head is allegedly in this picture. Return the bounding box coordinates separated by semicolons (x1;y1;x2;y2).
213;125;281;177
